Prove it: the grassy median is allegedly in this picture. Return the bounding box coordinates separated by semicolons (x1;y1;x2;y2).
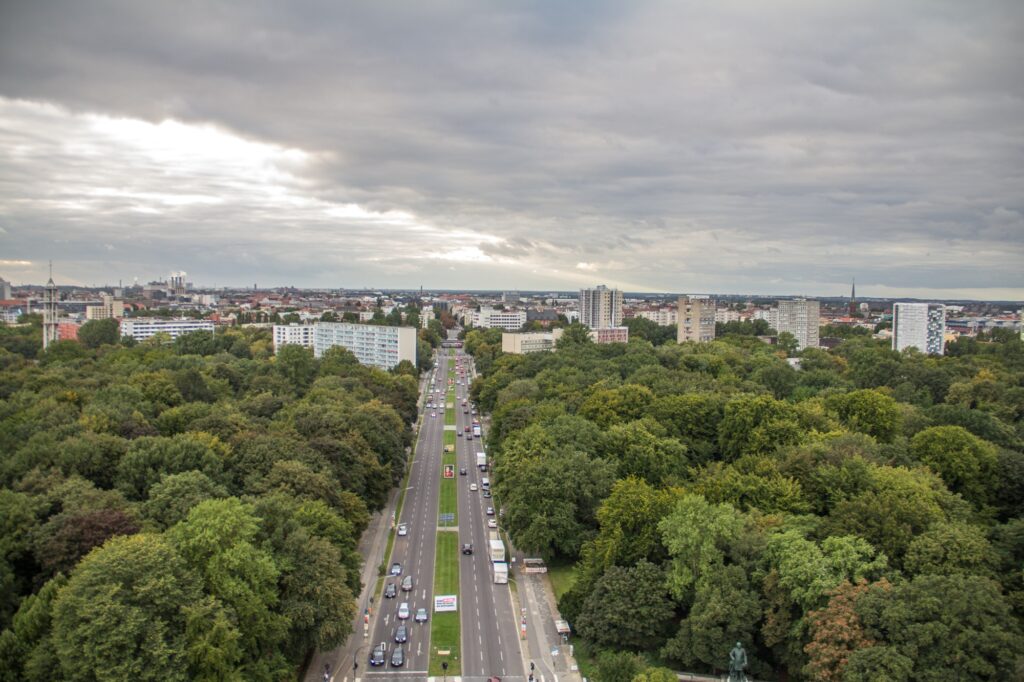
428;531;461;676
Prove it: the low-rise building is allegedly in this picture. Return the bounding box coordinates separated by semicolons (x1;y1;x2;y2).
589;326;629;344
85;294;123;320
119;318;215;342
636;308;678;326
501;329;564;354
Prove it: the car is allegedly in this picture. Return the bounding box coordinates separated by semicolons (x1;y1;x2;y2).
470;483;478;491
457;431;462;437
462;543;474;555
394;624;408;643
397;602;410;619
486;506;494;516
431;412;436;418
370;641;386;666
390;563;402;576
464;409;469;414
415;608;428;623
488;519;498;529
482;489;492;498
401;575;414;592
397;523;408;536
459;467;467;475
384;582;397;599
391;644;405;667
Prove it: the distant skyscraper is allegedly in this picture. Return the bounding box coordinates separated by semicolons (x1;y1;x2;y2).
775;299;820;350
0;276;11;300
677;296;716;343
579;285;622;329
42;267;60;350
892;302;946;355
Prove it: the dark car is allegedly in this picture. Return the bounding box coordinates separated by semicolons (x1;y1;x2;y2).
462;543;474;555
391;644;405;668
384;582;397;599
459;467;467;475
370;642;386;666
394;624;408;643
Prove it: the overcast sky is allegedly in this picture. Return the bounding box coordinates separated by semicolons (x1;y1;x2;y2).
1;1;1022;299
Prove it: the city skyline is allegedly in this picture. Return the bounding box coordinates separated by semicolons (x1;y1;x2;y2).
1;2;1022;300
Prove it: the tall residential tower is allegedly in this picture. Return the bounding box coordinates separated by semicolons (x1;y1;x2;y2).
677;296;716;343
579;285;622;329
892;302;946;355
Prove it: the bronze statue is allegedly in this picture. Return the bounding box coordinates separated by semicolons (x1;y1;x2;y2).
728;641;747;682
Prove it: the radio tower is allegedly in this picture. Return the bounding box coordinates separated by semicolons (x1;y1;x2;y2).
42;261;60;349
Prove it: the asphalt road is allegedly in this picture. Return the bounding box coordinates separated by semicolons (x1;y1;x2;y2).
357;346;526;681
362;356;447;678
454;352;525;681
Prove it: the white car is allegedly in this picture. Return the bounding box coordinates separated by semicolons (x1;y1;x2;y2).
470;483;478;491
487;519;498;529
397;523;408;537
431;412;436;418
397;602;410;620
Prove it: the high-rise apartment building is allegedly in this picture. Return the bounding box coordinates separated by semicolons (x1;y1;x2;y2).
313;321;417;370
579;285;622;329
892;302;946;355
677;296;716;343
775;299;820;350
0;276;11;300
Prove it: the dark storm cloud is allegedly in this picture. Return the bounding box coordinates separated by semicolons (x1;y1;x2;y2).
0;0;1022;297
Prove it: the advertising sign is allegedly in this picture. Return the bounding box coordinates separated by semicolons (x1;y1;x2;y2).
434;595;458;612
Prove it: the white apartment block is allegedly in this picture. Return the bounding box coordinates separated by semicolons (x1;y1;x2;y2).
580;285;623;329
273;323;316;352
471;308;527;331
589;326;629;344
636;308;678;326
677;297;716;343
86;294;123;320
119;318;215;342
892;302;946;355
313;321;417;370
715;308;741;324
501;329;564;354
421;307;433;329
775;299;820;350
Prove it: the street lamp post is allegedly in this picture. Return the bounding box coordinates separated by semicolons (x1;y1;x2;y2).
441;659;448;682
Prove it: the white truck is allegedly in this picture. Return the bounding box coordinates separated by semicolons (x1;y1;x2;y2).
476;452;487;470
492;561;508;584
472;424;481;438
489;531;505;562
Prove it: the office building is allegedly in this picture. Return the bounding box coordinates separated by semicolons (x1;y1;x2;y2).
0;276;11;301
501;329;564;355
677;296;716;343
119;318;215;342
313;322;417;370
86;294;123;320
892;302;946;355
579;285;623;329
589;326;629;344
775;299;820;350
470;308;527;331
273;323;316;352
